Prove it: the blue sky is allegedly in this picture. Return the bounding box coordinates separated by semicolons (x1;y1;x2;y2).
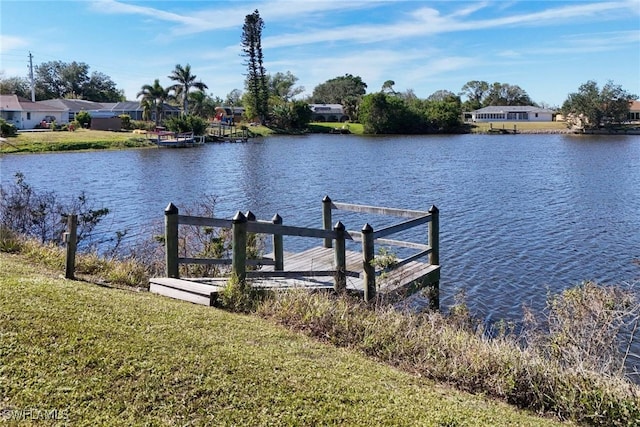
1;0;639;107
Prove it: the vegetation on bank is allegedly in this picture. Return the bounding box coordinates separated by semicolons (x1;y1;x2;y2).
1;226;639;425
2;169;640;425
1;254;567;426
0;120;595;155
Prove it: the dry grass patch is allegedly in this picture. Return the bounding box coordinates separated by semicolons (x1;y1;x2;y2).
258;290;640;425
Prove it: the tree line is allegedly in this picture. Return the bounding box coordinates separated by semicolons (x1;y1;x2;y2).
1;8;636;133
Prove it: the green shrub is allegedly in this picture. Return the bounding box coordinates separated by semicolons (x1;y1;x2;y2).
131;120;156;131
164;114;208;135
0;118;17;137
218;273;267;313
119;114;131;130
0;226;23;253
75;110;91;128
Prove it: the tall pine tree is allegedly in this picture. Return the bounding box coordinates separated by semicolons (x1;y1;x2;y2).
241;9;268;124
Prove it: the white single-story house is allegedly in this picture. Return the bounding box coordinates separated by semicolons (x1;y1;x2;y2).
469;105;555;122
309;104;349;122
0;95;66;130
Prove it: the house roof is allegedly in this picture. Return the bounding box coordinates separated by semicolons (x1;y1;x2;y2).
473;105;555;114
39;99;103;111
309;104;344;113
629;100;640;112
36;98;181;113
1;95;66;112
103;101;145;112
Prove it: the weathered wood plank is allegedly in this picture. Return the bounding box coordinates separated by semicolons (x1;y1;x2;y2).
150;283;215;306
246;221;338;240
332;202;429;218
373;215;432;239
178;215;232;228
150;277;223;295
375;238;430;251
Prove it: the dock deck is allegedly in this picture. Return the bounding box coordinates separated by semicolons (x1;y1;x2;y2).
150;246;439;305
149;197;441;308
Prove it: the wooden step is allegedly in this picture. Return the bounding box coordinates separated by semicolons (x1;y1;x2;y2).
149;277;223;306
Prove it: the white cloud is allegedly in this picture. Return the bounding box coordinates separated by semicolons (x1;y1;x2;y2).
0;35;30;53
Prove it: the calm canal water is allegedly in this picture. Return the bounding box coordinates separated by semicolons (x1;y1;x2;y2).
2;133;640;323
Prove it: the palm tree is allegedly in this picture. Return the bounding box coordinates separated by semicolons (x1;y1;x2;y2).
137;79;171;126
140;98;152;122
188;91;217;119
168;64;208;116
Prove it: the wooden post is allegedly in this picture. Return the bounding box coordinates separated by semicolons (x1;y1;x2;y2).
322;195;332;248
428;205;440;310
428;205;439;265
64;214;77;279
333;221;346;292
231;211;248;281
164;203;179;278
361;223;375;302
272;213;284;271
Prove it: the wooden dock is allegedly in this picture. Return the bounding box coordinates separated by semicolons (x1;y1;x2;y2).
150;197;441;308
148;131;205;147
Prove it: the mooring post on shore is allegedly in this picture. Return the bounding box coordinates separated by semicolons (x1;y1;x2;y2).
164;203;179;278
272;213;284;271
361;223;376;302
333;221;346;291
232;211;248;281
63;214;77;279
322;195;333;248
428;205;440;310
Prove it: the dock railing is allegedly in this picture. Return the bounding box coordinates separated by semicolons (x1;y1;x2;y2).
322;196;439;305
164;196;439;305
164;203;356;292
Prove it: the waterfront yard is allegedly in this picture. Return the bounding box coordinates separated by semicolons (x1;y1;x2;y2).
0;129;153;153
0;253;564;426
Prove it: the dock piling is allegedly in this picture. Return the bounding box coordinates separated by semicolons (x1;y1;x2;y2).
361;223;376;302
333;221;346;291
64;214;78;279
231;211;248;281
164;203;179;278
272;213;284;271
322;195;333;248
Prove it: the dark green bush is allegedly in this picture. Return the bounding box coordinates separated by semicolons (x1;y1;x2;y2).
75;111;91;128
164;114;208;135
119;114;131;130
0;118;17;137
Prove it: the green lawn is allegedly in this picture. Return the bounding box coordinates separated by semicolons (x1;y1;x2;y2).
0;129;153;153
0;254;565;426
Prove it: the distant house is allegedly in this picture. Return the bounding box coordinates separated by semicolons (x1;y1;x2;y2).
38;99;103;122
0;95;66;130
39;99;180;123
309;104;349;122
628;101;640;122
469;105;555;122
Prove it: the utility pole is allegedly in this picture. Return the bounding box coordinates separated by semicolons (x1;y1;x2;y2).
28;51;35;102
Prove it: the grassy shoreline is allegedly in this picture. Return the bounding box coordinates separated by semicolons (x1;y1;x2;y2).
0;121;587;154
0;253;565;426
